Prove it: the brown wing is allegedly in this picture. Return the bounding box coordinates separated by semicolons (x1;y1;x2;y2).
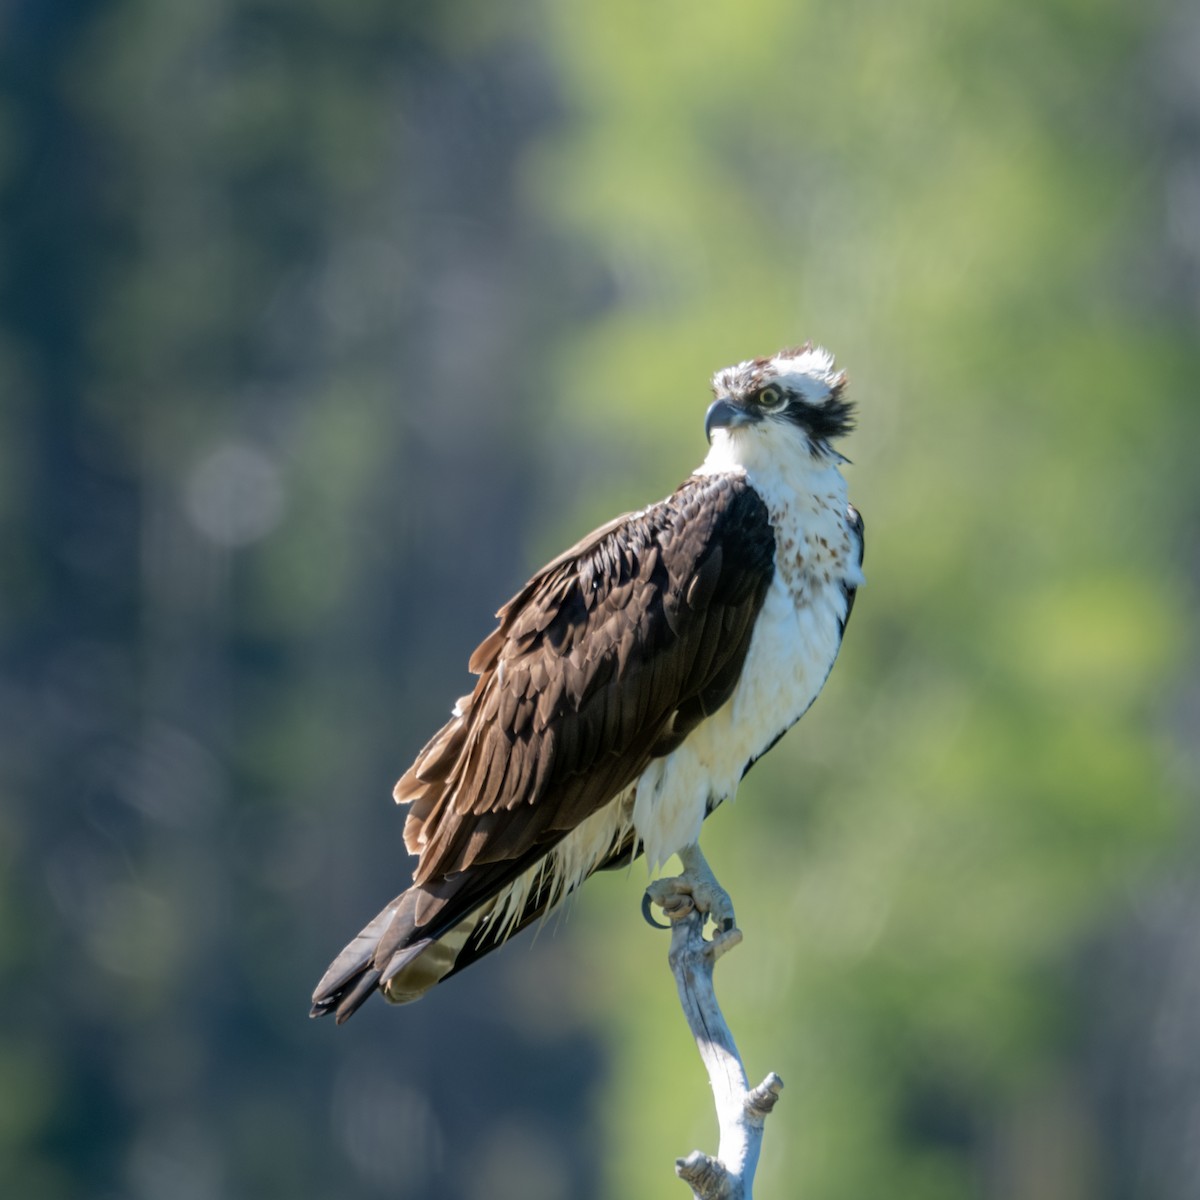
391;471;775;936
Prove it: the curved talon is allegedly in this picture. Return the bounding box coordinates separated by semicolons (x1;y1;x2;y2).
642;890;672;930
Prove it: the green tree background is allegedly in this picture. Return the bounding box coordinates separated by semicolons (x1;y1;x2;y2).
2;1;1196;1197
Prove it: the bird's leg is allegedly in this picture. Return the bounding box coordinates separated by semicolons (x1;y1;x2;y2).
642;843;742;959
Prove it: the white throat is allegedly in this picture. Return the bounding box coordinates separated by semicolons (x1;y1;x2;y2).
696;425;845;498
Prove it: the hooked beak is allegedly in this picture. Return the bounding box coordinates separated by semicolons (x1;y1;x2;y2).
704;398;758;444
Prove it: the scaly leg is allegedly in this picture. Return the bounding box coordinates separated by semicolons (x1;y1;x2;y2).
642;843;742;958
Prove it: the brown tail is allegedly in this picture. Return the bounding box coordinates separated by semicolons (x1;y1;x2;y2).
310;894;429;1022
310;832;640;1022
309;851;548;1022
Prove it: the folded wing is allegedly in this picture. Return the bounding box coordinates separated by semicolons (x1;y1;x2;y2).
312;471;775;1020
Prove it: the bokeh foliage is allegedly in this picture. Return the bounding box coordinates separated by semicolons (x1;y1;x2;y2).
1;0;1195;1197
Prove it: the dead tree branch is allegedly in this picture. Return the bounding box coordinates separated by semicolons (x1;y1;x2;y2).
660;905;783;1200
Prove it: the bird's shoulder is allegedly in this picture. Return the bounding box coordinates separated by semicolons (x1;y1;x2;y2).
468;470;775;674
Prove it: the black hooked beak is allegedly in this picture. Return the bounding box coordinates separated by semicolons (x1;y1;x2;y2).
705;398;758;444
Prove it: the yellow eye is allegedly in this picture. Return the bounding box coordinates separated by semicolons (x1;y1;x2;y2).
757;386;784;410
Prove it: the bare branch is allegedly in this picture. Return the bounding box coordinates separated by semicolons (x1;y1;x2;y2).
662;908;783;1200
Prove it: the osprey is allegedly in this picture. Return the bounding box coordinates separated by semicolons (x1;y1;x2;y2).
312;345;864;1022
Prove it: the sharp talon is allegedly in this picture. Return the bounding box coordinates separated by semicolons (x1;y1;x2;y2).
642;890;671;930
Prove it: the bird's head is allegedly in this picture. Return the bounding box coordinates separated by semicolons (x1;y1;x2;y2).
705;345;854;467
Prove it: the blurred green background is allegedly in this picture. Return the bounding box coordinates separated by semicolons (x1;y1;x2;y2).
2;0;1197;1197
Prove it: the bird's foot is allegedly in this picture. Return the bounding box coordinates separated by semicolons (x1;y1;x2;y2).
642;844;742;959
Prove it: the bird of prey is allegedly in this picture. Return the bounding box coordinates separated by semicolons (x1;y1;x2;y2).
312;345;864;1022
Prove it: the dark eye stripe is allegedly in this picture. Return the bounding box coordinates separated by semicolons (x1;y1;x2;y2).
784;396;856;441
